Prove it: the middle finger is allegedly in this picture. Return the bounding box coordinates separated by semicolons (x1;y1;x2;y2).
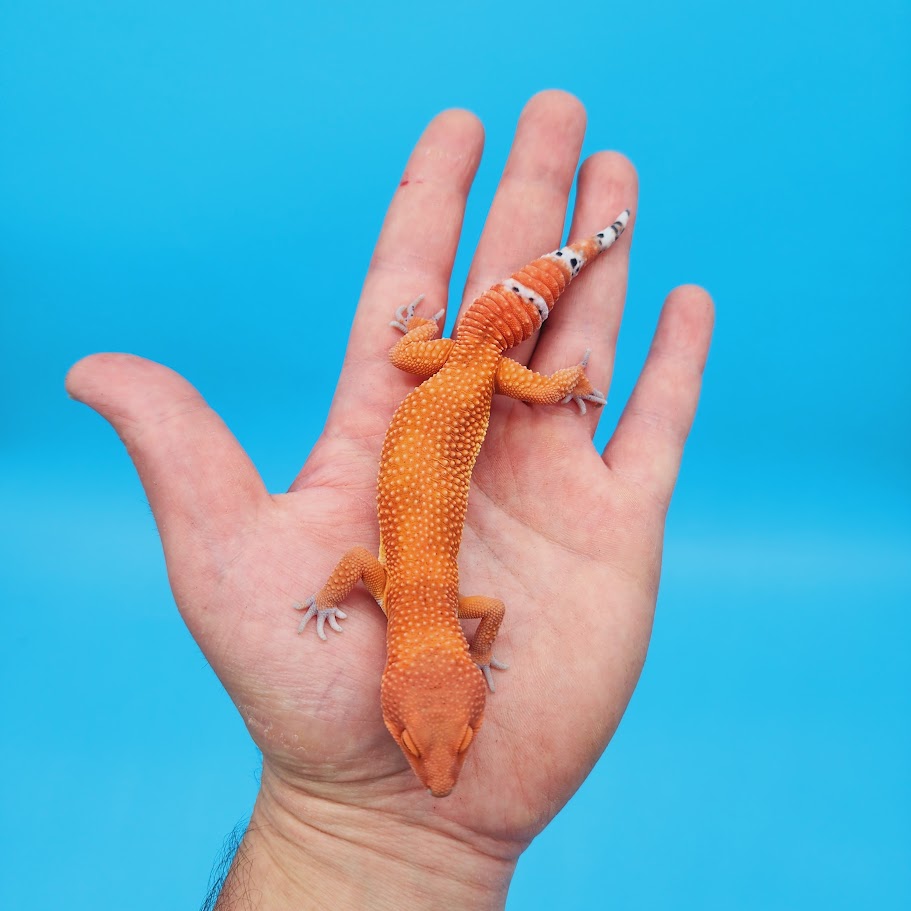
457;90;588;367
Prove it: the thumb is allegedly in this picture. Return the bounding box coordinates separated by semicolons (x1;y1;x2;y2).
66;353;268;601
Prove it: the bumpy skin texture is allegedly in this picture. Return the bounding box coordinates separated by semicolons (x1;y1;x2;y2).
300;211;629;796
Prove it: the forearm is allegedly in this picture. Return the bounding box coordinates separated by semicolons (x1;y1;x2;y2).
215;764;517;910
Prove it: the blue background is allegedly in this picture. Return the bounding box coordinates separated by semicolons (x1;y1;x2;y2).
2;1;908;907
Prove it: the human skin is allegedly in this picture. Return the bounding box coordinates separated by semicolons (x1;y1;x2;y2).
66;90;714;909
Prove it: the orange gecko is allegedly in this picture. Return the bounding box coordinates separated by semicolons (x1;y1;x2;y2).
296;210;630;796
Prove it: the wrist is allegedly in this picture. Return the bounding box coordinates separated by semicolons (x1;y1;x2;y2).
216;762;517;910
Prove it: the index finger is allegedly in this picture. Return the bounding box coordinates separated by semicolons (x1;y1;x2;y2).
327;110;484;439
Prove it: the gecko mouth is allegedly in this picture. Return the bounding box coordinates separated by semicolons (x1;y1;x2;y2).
421;762;459;797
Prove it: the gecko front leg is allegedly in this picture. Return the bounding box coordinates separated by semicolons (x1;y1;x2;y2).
296;546;387;639
457;595;508;692
389;296;454;378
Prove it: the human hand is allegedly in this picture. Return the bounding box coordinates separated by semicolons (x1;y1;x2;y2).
67;90;713;909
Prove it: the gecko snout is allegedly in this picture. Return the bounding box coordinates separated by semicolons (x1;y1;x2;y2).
381;650;487;796
398;717;476;797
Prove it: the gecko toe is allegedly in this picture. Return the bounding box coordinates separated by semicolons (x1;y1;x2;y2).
565;388;606;414
480;664;495;692
390;295;426;333
326;612;345;634
296;596;346;639
295;598;318;634
477;657;508;693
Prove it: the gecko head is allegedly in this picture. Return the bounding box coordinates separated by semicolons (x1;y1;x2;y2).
381;648;487;797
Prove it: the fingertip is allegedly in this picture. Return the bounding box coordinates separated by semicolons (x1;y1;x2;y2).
580;150;639;190
65;352;130;403
64;352;202;420
410;108;485;184
667;283;715;320
514;92;587;169
659;285;715;366
429;106;485;143
523;89;588;134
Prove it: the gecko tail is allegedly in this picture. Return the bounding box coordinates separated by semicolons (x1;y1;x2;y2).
552;208;631;275
591;208;631;254
457;208;632;349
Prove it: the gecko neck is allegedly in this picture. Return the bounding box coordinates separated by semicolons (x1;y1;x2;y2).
384;581;467;664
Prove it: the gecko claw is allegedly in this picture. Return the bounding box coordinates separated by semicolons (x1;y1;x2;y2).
295;596;347;640
477;657;509;693
390;295;426;333
574;389;607;414
390;296;445;333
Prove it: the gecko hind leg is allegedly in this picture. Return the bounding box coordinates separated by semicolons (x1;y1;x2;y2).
494;348;606;416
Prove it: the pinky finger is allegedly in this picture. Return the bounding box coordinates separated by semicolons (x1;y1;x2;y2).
602;285;714;508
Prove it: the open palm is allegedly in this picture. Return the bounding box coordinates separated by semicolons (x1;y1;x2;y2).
68;92;712;878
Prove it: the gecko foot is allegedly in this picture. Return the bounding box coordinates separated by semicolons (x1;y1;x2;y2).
559;348;606;415
561;388;607;415
390;295;444;333
477;656;509;693
294;596;348;640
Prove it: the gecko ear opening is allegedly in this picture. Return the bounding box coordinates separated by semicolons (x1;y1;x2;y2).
457;725;474;753
401;729;421;757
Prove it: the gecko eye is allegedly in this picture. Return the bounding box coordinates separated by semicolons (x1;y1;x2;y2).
401;729;421;757
457;725;474;753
